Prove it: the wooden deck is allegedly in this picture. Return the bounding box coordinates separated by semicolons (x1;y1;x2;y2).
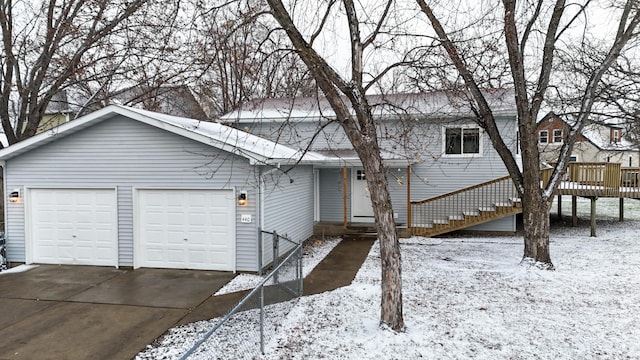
542;163;640;198
411;163;640;237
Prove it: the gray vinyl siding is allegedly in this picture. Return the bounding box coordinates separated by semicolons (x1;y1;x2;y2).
318;168;351;222
466;217;515;232
261;165;314;267
401;116;517;232
406;123;514;199
312;116;518;232
239;120;350;151
4;115;261;271
386;166;410;225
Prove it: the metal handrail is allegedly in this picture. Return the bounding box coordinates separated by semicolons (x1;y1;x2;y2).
179;240;303;360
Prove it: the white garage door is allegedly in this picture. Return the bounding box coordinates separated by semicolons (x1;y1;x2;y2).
136;189;235;271
29;188;118;266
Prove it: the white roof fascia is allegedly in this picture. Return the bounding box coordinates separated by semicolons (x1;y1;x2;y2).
305;158;415;168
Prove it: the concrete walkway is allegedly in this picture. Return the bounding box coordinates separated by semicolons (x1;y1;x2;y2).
0;237;375;360
178;236;375;325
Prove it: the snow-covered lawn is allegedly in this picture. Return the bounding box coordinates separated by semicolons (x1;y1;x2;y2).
139;197;640;359
214;238;341;295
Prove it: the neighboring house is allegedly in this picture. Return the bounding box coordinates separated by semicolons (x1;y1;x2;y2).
537;112;640;166
39;86;211;133
38;90;78;133
222;88;520;234
110;85;211;121
0;105;321;272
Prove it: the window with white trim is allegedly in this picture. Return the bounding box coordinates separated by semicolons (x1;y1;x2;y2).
553;129;563;143
444;127;481;155
539;130;549;144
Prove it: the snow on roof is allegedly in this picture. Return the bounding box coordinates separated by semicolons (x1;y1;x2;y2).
221;89;516;123
581;123;638;151
121;106;328;165
0;105;329;165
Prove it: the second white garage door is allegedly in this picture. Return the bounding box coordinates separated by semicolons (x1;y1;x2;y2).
135;189;235;271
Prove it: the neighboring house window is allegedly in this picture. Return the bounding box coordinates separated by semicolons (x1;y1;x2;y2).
539;130;549;144
553;129;563;143
444;127;481;155
630;156;633;167
570;155;578;162
356;170;366;180
612;129;620;143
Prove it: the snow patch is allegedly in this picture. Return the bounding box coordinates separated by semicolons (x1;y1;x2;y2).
139;198;640;359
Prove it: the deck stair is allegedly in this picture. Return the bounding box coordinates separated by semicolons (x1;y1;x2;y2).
410;176;522;237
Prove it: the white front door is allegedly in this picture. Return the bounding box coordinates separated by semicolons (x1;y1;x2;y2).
28;188;118;266
135;189;235;271
351;168;375;223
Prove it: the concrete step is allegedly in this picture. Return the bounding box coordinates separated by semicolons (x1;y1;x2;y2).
343;233;378;241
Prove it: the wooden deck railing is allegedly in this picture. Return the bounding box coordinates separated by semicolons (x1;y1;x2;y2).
410;162;640;237
544;162;640;198
410;176;520;236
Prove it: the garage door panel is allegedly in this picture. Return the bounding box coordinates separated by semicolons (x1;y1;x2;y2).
29;189;118;266
137;189;235;271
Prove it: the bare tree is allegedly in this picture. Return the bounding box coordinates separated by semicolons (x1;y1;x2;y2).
266;0;405;331
416;0;640;268
589;53;640;145
0;0;175;146
188;1;315;117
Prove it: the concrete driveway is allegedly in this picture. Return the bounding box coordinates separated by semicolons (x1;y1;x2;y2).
0;265;235;360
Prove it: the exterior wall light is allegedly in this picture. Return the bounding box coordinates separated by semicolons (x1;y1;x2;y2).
238;191;248;206
9;189;21;204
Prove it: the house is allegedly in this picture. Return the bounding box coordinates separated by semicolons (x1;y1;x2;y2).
39;85;211;133
108;85;212;120
0;89;520;272
222;89;520;236
537;112;640;166
0;105;322;272
38;90;78;133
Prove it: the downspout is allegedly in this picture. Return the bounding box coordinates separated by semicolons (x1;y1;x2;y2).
259;165;281;274
1;160;7;265
343;166;347;229
407;165;411;229
1;160;6;234
258;167;264;275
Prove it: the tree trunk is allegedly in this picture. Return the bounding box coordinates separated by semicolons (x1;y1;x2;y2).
265;0;404;331
358;148;404;331
520;189;554;269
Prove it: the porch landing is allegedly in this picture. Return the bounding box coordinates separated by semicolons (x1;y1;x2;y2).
313;222;412;238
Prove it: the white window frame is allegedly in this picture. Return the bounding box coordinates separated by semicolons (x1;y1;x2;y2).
442;125;483;157
552;129;563;143
539;130;549;144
